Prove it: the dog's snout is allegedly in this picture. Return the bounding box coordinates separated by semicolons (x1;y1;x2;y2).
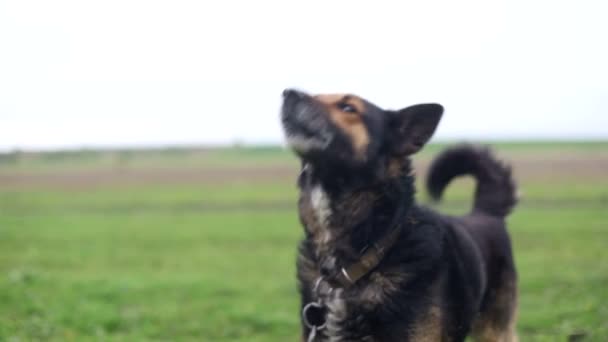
282;88;305;100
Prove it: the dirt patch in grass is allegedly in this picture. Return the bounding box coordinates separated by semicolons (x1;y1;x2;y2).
0;165;298;190
1;155;606;191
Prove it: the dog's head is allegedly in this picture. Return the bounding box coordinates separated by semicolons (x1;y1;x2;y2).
281;89;443;173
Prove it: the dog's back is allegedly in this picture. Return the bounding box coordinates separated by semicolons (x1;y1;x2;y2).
427;144;519;341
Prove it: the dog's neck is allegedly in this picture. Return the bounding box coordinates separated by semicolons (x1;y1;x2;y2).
297;157;415;277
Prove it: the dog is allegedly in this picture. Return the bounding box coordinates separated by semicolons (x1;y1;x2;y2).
280;89;519;342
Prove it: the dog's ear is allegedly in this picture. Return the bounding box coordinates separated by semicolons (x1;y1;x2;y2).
387;103;443;155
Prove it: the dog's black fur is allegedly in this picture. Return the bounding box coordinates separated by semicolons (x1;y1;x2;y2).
280;89;518;341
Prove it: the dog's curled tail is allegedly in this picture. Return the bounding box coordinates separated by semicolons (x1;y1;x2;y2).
426;144;518;217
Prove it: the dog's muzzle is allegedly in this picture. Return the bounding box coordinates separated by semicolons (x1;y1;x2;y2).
281;89;322;130
281;89;333;152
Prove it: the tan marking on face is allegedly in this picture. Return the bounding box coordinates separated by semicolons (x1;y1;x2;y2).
314;94;370;159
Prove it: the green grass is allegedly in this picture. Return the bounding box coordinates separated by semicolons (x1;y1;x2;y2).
1;143;607;341
509;207;608;341
1;211;301;341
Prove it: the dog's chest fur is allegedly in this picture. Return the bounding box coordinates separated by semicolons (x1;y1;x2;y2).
308;184;332;243
296;165;428;341
298;180;377;259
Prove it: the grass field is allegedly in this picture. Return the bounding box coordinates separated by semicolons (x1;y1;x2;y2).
1;142;607;341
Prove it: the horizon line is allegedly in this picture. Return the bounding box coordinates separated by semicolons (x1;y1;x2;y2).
1;137;607;154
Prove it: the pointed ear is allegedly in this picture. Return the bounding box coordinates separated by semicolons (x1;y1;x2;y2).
388;103;443;155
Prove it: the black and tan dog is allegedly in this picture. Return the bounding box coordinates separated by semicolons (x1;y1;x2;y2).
280;89;519;342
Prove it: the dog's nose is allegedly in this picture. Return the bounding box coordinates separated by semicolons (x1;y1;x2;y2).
282;88;305;99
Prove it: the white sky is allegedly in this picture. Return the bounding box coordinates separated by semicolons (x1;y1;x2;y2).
0;0;607;151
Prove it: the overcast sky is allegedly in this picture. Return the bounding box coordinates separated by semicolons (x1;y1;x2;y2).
1;0;606;151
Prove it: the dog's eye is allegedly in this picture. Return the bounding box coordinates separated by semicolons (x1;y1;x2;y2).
337;102;357;114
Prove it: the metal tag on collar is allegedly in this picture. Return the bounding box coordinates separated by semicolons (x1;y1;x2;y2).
302;301;327;331
307;325;318;342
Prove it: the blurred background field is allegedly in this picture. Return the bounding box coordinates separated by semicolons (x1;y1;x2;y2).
1;141;607;341
2;0;607;340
